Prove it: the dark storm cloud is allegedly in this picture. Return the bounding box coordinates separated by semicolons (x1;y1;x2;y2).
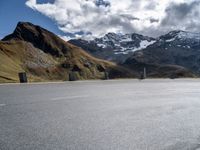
150;18;159;23
161;1;200;26
119;14;140;21
95;0;110;7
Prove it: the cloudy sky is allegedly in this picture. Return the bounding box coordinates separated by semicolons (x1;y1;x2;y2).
1;0;200;40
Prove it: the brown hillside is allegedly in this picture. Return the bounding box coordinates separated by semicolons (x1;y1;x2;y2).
0;22;136;83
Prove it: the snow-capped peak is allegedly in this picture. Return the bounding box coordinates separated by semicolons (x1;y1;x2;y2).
177;31;200;40
162;30;200;42
151;30;200;50
94;32;155;55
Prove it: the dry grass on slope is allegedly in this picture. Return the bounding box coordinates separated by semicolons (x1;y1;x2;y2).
0;40;136;83
0;40;63;82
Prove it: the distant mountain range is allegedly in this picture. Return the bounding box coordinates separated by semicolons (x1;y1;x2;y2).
69;33;156;63
70;30;200;77
0;22;197;83
69;30;200;63
123;30;200;76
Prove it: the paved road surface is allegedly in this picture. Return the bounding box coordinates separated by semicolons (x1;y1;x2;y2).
1;79;200;150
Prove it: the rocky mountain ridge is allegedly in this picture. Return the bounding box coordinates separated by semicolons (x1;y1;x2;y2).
69;32;156;63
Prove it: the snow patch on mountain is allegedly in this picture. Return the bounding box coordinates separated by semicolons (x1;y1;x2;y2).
166;37;176;42
97;43;106;48
139;40;156;49
116;40;156;54
164;30;200;42
177;31;200;40
154;30;200;50
94;33;156;55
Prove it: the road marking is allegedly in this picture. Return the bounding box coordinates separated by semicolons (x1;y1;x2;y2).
0;104;6;107
51;95;89;101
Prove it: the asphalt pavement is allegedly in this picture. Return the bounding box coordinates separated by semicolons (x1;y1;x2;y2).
1;79;200;150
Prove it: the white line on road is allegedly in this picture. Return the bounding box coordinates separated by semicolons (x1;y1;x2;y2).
0;104;6;107
51;95;89;101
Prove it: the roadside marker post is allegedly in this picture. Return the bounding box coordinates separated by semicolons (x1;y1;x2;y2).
139;67;147;80
18;72;28;83
144;67;147;79
104;71;109;80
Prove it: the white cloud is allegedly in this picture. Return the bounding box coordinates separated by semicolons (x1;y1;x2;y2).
58;35;72;41
25;0;200;38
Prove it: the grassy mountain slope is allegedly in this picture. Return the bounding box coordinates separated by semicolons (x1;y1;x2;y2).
123;55;196;78
0;22;136;83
